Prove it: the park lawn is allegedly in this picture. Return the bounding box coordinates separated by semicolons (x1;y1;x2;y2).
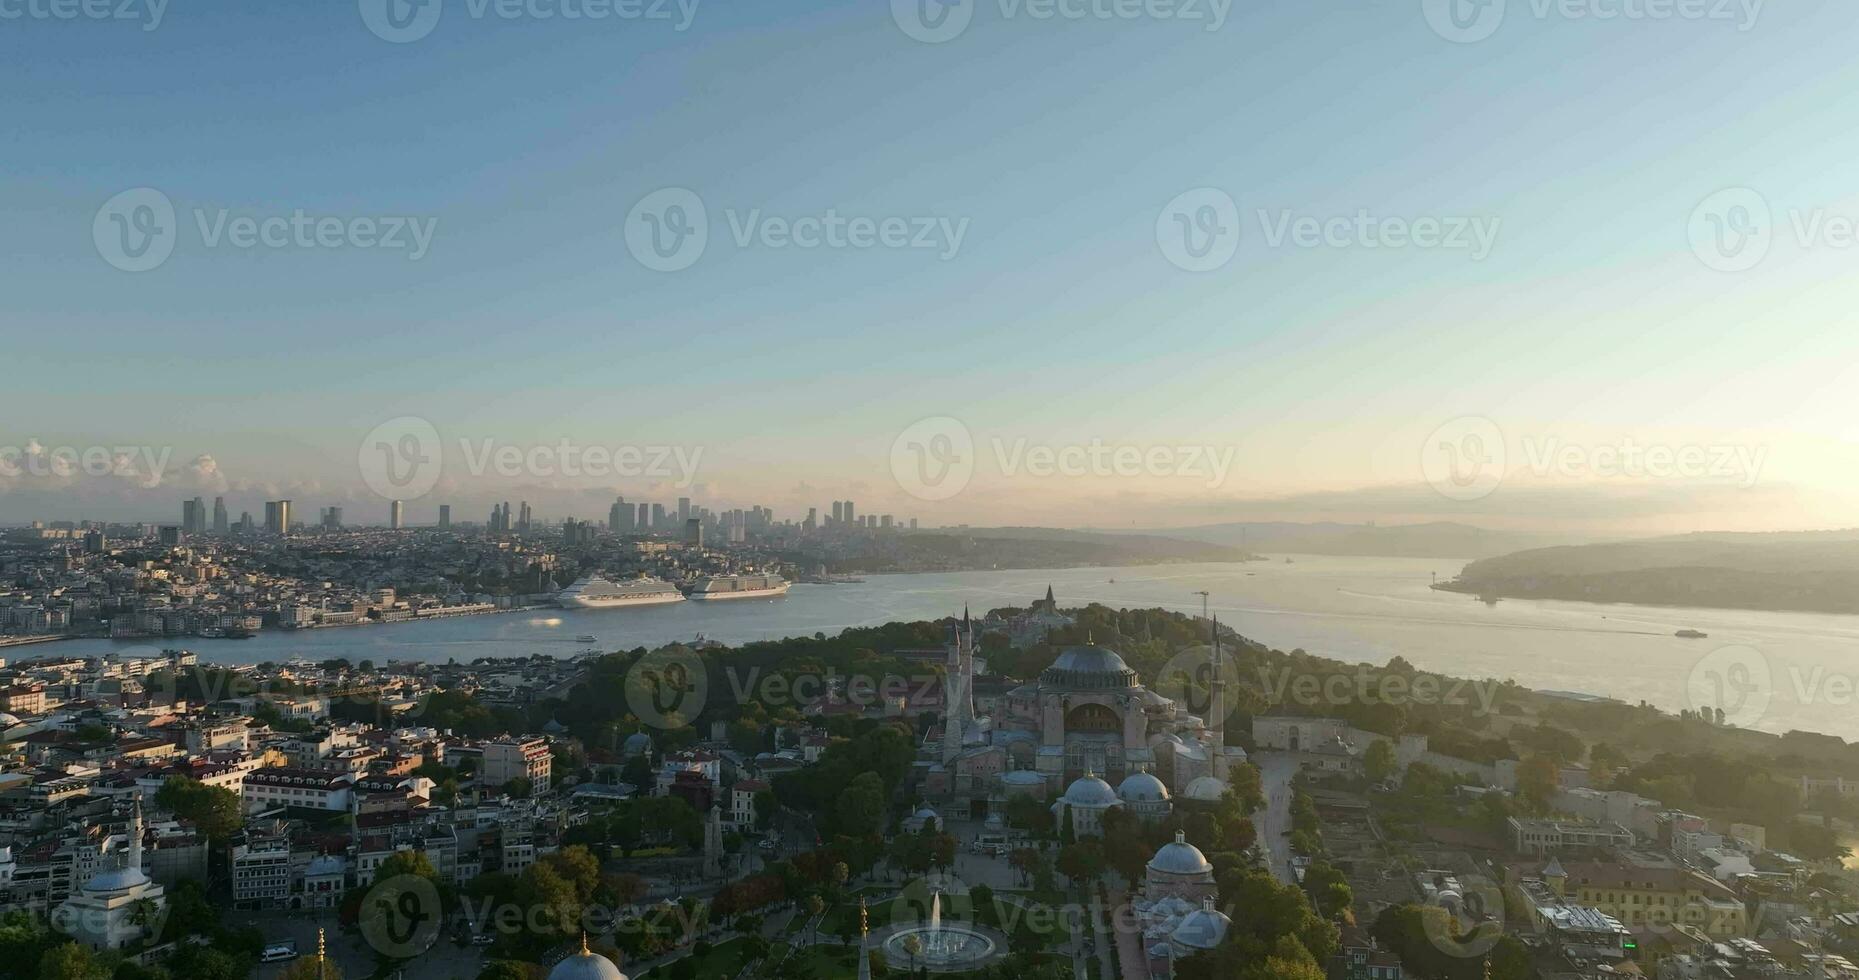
988;896;1078;952
821;897;897;940
787;944;862;980
679;936;756;977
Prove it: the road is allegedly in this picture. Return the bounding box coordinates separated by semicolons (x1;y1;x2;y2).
1253;751;1299;884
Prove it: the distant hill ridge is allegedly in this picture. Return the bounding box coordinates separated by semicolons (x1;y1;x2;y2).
1439;529;1859;614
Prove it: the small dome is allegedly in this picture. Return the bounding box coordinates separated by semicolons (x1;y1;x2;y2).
549;946;627;980
83;866;149;893
984;813;1006;831
0;713;20;726
1171;900;1232;950
1061;772;1120;808
1147;832;1212;877
1118;772;1170;803
622;733;652;751
1182;775;1229;802
913;806;940;821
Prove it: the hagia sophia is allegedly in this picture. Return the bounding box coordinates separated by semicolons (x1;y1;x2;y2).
919;596;1248;832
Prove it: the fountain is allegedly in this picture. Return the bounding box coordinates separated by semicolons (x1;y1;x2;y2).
878;890;1003;972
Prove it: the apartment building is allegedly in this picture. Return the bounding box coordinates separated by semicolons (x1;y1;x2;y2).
482;737;552;795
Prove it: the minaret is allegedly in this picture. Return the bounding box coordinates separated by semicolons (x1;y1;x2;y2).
1208;615;1228;780
127;795;144;877
942;610;974;767
316;928;327;980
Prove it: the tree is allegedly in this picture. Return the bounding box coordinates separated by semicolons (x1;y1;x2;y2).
1363;740;1396;784
476;962;535;980
1518;755;1559;810
36;944;102;980
1056;840;1105;885
833;773;887;838
754;790;779;831
154;776;243;839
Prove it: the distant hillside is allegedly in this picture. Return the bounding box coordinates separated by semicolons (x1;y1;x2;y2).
1103;521;1585;559
931;527;1252;562
1440;530;1859;613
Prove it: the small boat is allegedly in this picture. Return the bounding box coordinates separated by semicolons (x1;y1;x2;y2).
576;635;597;644
1675;629;1708;639
1479;594;1501;606
1108;578;1116;583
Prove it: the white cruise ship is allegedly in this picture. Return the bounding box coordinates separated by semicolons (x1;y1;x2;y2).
557;575;686;609
687;572;790;600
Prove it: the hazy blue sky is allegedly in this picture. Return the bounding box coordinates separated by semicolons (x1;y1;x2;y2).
6;0;1858;531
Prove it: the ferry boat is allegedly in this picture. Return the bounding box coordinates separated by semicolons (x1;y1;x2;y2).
556;575;686;609
687;573;790;601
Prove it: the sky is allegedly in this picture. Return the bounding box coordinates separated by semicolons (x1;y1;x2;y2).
5;0;1859;533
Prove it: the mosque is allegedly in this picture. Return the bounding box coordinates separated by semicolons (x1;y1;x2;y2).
52;798;167;951
921;603;1247;826
1130;831;1233;979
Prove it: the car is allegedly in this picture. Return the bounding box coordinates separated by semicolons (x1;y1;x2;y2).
260;943;299;963
472;933;496;946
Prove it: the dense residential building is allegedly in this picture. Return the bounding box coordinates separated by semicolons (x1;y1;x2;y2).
482;737;552;795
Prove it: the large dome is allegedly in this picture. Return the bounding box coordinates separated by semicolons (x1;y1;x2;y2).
1060;772;1120;808
549;947;627;980
1147;832;1212;877
1118;772;1170;803
1041;647;1139;690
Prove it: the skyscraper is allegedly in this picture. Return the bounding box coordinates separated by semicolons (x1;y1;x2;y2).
844;500;855;526
390;500;403;530
651;503;666;529
212;496;228;534
831;501;843;524
685;518;703;549
323;506;343;530
181;498;202;534
678;497;691;526
438;504;451;528
609;496;628;532
636;503;648;530
264;500;292;535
